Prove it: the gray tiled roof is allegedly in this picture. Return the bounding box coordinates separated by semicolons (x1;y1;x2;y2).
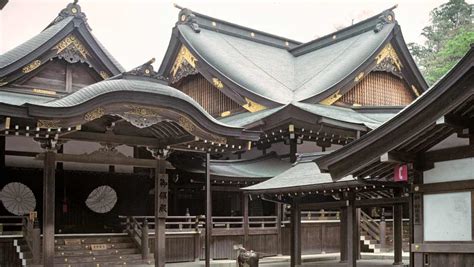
177;153;292;178
178;21;393;104
36;78;241;129
0;17;73;68
243;153;354;191
0;90;54;105
219;102;396;130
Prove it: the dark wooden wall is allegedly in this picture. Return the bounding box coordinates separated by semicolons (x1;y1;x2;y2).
282;222;340;255
177;75;242;117
0;238;21;267
21;59;101;93
338;71;415;106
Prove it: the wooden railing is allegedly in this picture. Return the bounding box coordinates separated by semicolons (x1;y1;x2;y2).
123;217;150;260
360;210;381;242
120;215;278;231
0;216;24;235
21;217;40;264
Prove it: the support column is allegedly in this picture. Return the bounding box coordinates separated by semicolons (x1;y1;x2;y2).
205;153;212;267
155;158;168;267
339;206;347;263
346;193;357;267
243;193;249;248
393;203;404;266
276;203;282;255
290;199;301;267
379;208;387;252
43;150;56;267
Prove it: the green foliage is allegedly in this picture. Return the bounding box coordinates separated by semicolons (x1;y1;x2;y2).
408;0;473;85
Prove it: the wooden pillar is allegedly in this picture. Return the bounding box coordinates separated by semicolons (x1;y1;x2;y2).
243;193;249;248
356;208;361;260
290;199;301;267
379;209;387;252
154;158;168;267
276;203;283;255
0;136;5;172
205;153;212;267
393;203;404;266
346;193;357;267
43;150;56;267
339;206;347;263
289;138;297;163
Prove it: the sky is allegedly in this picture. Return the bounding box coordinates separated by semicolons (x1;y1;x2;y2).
0;0;465;70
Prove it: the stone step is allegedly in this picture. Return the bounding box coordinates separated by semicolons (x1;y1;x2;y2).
21;248;139;259
26;253;144;265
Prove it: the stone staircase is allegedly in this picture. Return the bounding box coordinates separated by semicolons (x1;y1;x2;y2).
15;234;154;266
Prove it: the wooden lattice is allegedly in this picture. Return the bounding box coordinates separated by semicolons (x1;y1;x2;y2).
177;75;242;117
339;72;415;106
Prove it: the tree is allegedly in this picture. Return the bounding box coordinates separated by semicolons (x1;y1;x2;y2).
408;0;473;85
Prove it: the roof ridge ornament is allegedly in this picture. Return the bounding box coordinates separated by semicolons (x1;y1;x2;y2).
51;0;89;28
124;58;168;81
374;6;396;33
176;5;201;33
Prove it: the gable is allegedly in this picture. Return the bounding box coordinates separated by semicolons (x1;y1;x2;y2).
19;59;101;94
176;74;243;117
336;71;415;106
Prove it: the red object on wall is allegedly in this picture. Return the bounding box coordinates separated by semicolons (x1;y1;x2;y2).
394;165;408;182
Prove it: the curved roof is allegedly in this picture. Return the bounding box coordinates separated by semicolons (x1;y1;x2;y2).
166;6;426;106
0;2;124;78
172;152;292;179
243;153;354;193
316;46;474;180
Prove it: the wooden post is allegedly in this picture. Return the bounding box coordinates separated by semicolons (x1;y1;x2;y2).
243;193;249;248
339;206;347;263
205;153;212;267
289;137;297;163
0;136;5;173
346;193;357;267
155;158;168;267
393;203;404;266
32;219;41;264
379;208;387;252
356;207;361;260
43;150;56;267
194;217;201;262
276;203;283;255
142;218;150;260
290;199;301;267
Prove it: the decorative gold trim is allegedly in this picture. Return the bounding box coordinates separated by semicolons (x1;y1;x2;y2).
84;107;105;121
411;85;420;97
375;43;402;71
242;98;266;113
99;71;109;80
220;111;231;117
354;72;364;82
212;78;224;89
37;119;61;129
124;105;161;117
33;89;57;95
0;78;8;87
4;117;11;130
170;45;197;77
22;60;41;73
54;34;90;59
319;90;342;105
177;116;195;133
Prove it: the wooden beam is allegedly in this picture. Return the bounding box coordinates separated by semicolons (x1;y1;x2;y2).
205;153;212;267
62;131;193;147
436;115;472;129
423;145;474;163
355;197;409;207
35;153;174;168
43;151;56;267
412;179;474;194
411;243;474;253
300;200;349;210
380;151;417;163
